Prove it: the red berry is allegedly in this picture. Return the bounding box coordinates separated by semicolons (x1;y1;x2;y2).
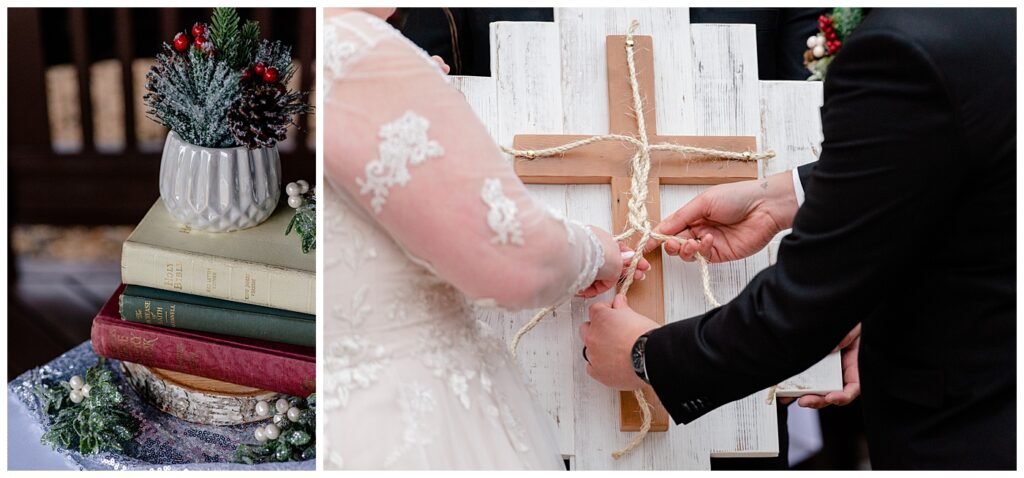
253;62;266;76
241;68;252;81
194;35;207;49
262;66;279;83
173;32;189;52
192;22;206;38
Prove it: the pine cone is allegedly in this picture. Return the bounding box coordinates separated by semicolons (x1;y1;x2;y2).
227;83;295;149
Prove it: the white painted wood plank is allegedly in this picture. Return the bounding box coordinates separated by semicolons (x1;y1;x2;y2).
490;21;563;147
555;9;716;470
457;12;847;469
448;76;498;140
556;8;696;136
759;81;843;396
470;21;576;458
678;23;778;459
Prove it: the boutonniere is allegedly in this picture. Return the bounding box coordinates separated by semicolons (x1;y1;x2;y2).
804;8;865;81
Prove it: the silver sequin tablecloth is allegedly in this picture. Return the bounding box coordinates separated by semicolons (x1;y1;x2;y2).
8;341;315;471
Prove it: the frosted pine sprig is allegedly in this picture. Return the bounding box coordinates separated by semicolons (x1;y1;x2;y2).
144;46;242;148
255;40;297;83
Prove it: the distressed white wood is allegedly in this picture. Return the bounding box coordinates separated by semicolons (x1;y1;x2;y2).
449;76;498;140
556;8;696;136
759;81;843;396
668;23;778;460
451;10;841;470
481;21;576;458
491;21;563;147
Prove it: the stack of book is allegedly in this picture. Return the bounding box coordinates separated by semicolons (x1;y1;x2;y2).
90;200;316;397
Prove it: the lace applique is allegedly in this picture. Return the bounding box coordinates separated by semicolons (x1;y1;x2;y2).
537;198;577;246
327;450;344;470
323;184;378;270
470;297;515;316
357;111;444;213
419;317;501;410
323;335;390;412
567;224;605;296
493;395;531;453
481;178;524;246
332;287;372;330
539;198;604;296
384;383;437;467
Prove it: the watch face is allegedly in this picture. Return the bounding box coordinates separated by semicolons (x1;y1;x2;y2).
631;338;645;372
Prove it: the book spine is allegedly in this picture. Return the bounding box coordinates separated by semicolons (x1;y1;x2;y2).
121;241;315;314
119;293;315;348
92;316;315;396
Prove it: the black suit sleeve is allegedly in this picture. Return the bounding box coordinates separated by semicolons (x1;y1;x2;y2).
644;28;959;424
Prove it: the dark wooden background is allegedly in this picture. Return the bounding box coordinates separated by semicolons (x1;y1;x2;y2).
8;7;316;225
7;7;316;379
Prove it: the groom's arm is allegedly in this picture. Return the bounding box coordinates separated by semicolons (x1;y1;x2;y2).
642;26;956;424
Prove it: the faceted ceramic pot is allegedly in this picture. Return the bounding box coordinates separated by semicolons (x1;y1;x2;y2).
159;131;281;232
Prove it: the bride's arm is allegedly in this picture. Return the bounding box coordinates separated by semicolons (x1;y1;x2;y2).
323;12;622;310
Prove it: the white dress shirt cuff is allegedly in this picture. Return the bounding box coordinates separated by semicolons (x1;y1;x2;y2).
792;168;806;207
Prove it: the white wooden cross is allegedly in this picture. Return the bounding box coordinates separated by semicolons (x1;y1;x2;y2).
453;8;841;470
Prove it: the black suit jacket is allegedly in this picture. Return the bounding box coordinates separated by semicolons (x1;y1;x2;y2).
644;8;1015;470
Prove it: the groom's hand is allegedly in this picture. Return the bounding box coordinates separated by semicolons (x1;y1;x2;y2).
797;324;862;409
580;294;659;390
643;170;800;263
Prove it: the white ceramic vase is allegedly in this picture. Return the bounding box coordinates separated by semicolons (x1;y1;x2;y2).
159;131;281;232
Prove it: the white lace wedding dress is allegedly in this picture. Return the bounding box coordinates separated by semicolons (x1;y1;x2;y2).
322;11;613;470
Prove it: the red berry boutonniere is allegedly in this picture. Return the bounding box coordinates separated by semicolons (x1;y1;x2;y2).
803;8;864;80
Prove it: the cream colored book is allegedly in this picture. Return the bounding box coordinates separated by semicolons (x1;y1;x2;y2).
121;201;315;314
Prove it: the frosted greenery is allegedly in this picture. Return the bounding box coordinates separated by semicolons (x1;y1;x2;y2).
255;40;297;82
144;47;242;148
36;359;139;455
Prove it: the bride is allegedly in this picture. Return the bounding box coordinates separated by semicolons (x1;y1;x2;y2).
322;8;648;469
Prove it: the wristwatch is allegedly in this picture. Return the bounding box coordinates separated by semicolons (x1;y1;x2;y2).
631;333;651;384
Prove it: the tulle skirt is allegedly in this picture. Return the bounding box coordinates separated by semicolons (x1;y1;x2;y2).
323;320;564;470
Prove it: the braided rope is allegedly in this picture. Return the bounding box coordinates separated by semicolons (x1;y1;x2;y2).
504;20;774;459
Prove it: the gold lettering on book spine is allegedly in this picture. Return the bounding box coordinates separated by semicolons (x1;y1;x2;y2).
205;269;217;293
244;273;257;300
163;263;183;290
108;329;158;363
142;300;152;324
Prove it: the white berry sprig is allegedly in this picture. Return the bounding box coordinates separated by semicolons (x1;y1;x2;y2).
285;180;316;254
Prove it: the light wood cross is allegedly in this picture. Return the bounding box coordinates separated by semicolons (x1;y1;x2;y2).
511;34;758;432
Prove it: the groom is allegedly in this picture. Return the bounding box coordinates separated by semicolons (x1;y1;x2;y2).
580;8;1015;470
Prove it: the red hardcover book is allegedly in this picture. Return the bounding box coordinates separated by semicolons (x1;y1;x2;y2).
91;285;315;396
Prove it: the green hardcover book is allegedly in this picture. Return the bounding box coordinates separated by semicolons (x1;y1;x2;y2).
119;284;315;347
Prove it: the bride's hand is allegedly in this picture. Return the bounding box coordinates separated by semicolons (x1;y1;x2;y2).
431;55;451;74
577;227;650;299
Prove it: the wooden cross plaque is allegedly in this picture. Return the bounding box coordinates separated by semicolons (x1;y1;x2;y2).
512;34;758;432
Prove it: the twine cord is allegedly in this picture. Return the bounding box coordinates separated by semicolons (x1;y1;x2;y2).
504;20;774;459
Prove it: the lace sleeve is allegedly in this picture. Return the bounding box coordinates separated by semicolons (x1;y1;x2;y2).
323;11;612;311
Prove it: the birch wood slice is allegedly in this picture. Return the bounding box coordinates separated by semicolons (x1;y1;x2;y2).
122;361;281;426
